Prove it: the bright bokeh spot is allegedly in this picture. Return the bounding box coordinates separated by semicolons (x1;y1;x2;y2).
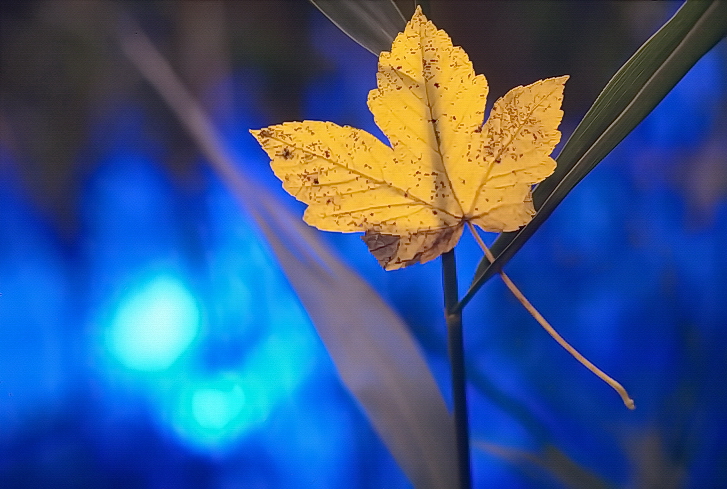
170;374;275;450
107;274;200;371
192;385;245;431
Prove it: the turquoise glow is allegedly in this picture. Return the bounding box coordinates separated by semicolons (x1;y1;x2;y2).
107;274;200;371
169;374;274;449
192;385;246;431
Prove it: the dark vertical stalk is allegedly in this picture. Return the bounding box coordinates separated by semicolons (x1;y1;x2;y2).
442;249;471;489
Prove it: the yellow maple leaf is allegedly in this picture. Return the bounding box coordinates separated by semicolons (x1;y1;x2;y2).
252;6;567;270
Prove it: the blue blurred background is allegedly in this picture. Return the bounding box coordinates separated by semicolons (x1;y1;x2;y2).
1;1;726;487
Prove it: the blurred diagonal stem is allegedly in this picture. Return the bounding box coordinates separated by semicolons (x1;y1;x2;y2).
116;12;462;488
442;250;471;489
116;16;247;205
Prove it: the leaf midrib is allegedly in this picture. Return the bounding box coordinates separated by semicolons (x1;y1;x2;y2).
416;16;466;218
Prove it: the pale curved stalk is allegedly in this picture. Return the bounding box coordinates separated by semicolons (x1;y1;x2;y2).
467;223;635;410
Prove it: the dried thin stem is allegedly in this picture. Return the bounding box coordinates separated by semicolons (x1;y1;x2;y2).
466;222;635;410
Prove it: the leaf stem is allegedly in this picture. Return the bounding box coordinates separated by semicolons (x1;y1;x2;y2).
442;250;472;489
466;222;635;410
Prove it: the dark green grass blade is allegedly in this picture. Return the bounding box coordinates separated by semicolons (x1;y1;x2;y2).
459;0;727;312
309;0;406;55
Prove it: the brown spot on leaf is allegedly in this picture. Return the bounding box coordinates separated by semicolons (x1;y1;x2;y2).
362;231;400;267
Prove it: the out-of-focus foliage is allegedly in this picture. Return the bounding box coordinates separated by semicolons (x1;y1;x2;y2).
309;0;406;55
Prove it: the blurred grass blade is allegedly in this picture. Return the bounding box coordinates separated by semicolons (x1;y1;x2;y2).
249;191;458;489
309;0;406;55
460;0;727;311
117;20;458;489
474;441;613;489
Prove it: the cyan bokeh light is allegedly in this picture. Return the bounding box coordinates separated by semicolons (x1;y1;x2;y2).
192;384;246;431
79;101;324;460
157;175;323;451
106;273;200;371
169;374;266;450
